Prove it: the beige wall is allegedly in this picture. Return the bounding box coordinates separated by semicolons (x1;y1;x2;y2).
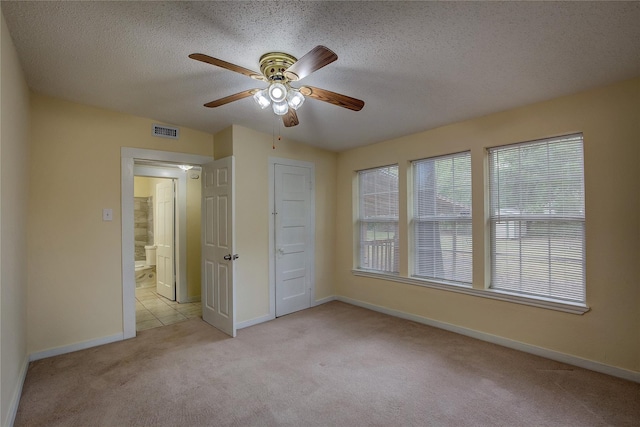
335;77;640;373
0;11;31;426
213;126;233;160
27;94;212;354
133;176;152;197
226;125;337;323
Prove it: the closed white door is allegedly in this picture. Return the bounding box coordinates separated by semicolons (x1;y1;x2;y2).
155;180;175;300
202;157;236;337
275;164;312;317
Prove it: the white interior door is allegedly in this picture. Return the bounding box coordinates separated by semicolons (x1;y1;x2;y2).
202;157;236;337
155;180;175;300
275;164;312;317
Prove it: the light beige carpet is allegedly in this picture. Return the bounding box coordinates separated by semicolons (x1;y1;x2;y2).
15;301;640;426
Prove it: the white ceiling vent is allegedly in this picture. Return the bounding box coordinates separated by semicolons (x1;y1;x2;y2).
152;124;179;139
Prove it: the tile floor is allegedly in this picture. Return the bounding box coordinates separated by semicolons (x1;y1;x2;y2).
135;286;201;331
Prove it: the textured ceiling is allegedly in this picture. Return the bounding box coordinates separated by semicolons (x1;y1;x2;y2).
2;1;639;152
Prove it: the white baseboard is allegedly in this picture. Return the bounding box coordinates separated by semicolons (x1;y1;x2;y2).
236;313;274;330
4;355;29;427
336;296;640;384
29;332;124;362
237;297;335;330
313;295;336;306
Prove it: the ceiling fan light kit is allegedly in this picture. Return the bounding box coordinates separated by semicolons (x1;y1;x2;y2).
189;46;364;128
260;82;305;115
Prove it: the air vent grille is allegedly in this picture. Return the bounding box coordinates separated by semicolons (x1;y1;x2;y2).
152;124;179;139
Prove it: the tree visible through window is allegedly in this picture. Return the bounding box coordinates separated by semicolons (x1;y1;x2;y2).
358;165;399;273
489;134;585;302
413;152;472;285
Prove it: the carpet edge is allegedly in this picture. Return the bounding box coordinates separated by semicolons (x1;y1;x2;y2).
336;295;640;383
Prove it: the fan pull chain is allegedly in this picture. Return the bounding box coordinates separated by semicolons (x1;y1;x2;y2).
272;115;276;149
272;115;283;150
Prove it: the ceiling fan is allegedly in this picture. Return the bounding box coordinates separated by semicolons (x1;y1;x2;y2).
189;46;364;128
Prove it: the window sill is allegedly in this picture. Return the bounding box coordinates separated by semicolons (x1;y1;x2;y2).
351;270;590;315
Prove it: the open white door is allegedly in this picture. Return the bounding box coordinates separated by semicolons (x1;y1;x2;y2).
275;164;313;317
155;180;175;301
202;157;236;337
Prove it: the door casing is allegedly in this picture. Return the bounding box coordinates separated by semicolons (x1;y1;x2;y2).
268;157;316;319
121;148;213;339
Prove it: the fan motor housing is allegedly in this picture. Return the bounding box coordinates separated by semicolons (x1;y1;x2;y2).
259;52;297;81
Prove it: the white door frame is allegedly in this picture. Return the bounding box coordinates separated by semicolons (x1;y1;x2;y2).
121;148;213;339
268;157;315;319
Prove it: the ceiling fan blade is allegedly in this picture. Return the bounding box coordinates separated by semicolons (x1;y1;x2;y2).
299;86;365;111
189;53;266;81
282;109;299;127
204;89;258;108
283;46;338;82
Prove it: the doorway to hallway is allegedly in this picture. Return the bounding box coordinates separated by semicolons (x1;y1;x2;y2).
121;148;213;339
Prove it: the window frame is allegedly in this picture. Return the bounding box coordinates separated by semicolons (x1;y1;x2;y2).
411;151;473;287
487;133;586;304
356;164;400;274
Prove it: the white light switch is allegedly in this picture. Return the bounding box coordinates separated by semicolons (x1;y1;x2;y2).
102;208;113;221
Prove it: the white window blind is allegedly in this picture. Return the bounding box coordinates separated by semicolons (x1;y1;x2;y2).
413;152;472;285
488;134;585;302
358;165;399;273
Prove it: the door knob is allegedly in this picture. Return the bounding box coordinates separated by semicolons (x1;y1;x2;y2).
232;254;239;260
223;254;232;260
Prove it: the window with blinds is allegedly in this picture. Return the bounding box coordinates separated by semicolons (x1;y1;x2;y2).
488;134;585;302
412;152;472;285
358;165;399;273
